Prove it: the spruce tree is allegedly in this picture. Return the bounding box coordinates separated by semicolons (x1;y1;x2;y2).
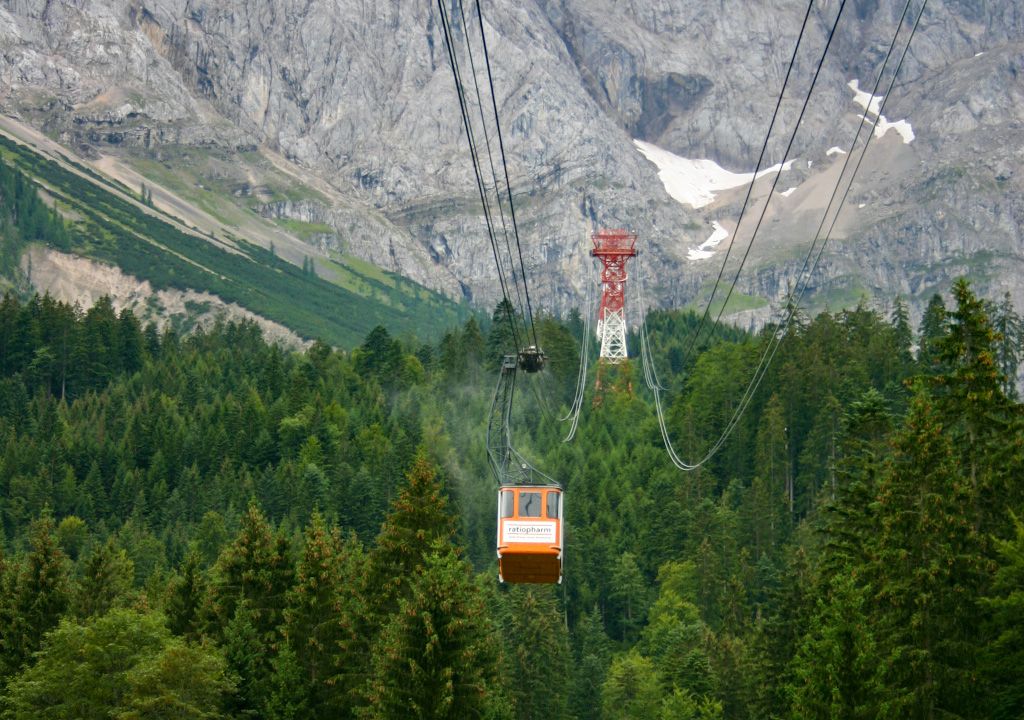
930;278;1018;537
890;295;914;369
207;501;293;642
264;644;310;720
755;394;792;520
819;388;892;577
118;639;233;719
362;540;504;720
608;551;649;642
0;544;13;685
789;573;883;719
165;550;207;641
223;601;270;717
356;325;402;381
917;293;947;372
461;316;485;368
282;512;367;715
365;450;456;623
991;292;1022;400
116;307;145;376
2;610;230;719
73;537;135;618
1;514;70;677
601;650;664;720
569;609;613;720
751;548;814;719
640;561;717;705
869;391;985;718
980;512;1024;719
206;502;292;715
486;299;521;370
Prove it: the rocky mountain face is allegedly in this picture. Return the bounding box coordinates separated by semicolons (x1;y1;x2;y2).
1;0;1021;327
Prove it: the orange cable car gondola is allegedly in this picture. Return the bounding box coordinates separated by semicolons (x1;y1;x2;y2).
497;484;564;584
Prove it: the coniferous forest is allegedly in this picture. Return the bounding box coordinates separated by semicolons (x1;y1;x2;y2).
2;159;1024;719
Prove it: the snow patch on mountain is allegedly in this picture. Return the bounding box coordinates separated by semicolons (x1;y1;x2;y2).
634;139;793;209
848;79;915;144
688;221;729;261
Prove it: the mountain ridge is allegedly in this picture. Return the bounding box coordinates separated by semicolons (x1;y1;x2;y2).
1;0;1021;329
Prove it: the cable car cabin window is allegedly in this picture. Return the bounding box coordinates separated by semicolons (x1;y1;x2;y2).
546;491;559;519
500;490;515;519
519;492;542;517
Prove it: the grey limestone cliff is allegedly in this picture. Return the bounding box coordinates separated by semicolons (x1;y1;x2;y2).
1;0;1021;326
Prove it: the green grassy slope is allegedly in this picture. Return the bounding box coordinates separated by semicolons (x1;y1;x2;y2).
0;134;468;347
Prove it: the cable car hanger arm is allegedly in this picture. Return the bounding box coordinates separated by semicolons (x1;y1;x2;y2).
485;349;557;487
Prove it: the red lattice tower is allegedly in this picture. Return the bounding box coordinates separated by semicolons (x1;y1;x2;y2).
591;229;637;364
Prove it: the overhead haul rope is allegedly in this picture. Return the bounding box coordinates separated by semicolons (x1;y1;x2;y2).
644;0;926;471
681;0;850;372
678;0;818;368
698;0;929;466
474;0;542;351
437;0;521;349
456;0;528;341
802;0;928;304
441;0;560;487
639;0;853;470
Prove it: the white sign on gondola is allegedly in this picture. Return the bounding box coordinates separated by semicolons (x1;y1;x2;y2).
502;521;556;544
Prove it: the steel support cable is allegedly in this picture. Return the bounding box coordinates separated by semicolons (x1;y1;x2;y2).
517;368;560;445
648;0;925;471
442;1;559;488
529;367;557;421
802;0;928;306
683;0;850;374
702;0;928;466
636;258;659;391
437;0;522;350
643;325;696;469
558;306;590;422
679;0;818;367
777;0;918;322
562;279;594;442
562;360;587;441
560;275;593;423
638;264;696;468
560;303;591;440
635;256;697;467
635;253;667;392
524;348;560;425
635;255;655;389
474;0;541;350
456;0;529;337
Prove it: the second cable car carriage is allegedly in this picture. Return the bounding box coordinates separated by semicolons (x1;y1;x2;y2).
488;350;564;584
